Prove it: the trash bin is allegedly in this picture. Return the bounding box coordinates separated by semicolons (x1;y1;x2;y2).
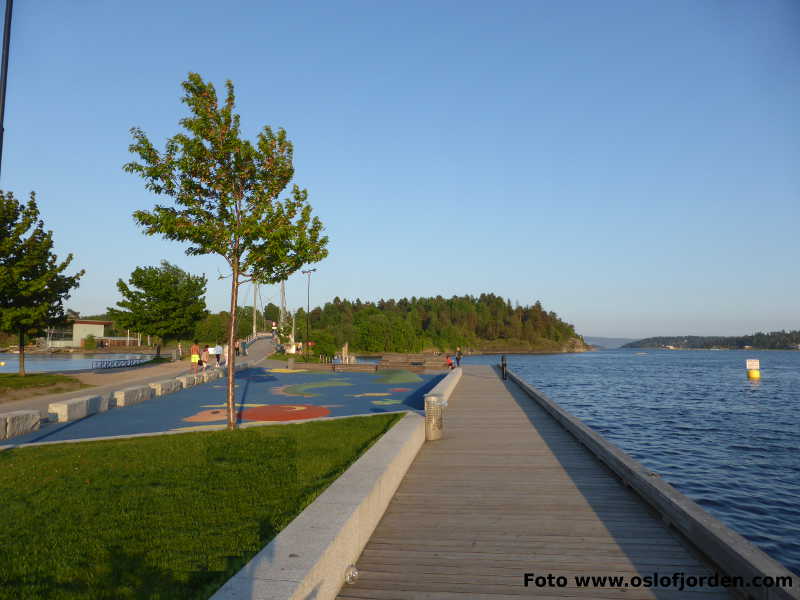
288;357;295;369
424;395;447;441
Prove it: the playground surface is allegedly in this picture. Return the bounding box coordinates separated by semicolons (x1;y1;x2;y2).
9;367;442;446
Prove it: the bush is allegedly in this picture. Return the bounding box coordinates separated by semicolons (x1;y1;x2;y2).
83;335;97;350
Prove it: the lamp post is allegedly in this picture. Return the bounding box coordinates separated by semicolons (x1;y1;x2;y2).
0;0;14;179
301;268;316;361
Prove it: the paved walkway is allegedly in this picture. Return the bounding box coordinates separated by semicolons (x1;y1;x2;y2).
338;365;733;600
1;337;278;419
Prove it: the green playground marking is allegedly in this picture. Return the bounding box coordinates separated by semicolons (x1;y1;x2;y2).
374;369;423;385
283;379;353;397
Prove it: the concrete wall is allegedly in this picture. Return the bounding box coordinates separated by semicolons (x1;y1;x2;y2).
73;323;105;343
212;412;426;600
506;368;799;600
424;366;462;403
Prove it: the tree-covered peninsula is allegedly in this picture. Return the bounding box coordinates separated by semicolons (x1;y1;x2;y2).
292;293;586;355
623;331;800;350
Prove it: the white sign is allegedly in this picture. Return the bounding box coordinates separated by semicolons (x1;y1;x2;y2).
746;359;760;370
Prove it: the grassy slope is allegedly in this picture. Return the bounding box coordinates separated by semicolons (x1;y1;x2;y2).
0;373;90;403
0;414;401;599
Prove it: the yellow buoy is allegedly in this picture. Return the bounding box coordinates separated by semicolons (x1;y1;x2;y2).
746;359;760;380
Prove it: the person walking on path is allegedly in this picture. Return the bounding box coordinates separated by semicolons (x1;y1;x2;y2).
235;339;240;357
201;345;210;373
190;340;201;374
177;342;183;359
213;342;223;367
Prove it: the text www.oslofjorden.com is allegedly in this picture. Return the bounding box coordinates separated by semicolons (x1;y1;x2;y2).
523;572;793;592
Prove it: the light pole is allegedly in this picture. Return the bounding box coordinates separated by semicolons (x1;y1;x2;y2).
0;0;14;179
301;268;316;361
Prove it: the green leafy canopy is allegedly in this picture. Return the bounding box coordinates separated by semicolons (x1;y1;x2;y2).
107;261;208;342
124;72;328;427
0;190;84;374
123;73;328;283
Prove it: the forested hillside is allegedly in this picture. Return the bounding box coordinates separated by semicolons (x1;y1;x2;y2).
623;331;800;350
78;293;585;356
293;294;585;355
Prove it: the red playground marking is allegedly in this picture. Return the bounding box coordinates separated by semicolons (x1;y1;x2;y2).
389;387;412;392
240;404;331;422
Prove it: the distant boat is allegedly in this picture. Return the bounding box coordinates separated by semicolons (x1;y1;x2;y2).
635;352;647;356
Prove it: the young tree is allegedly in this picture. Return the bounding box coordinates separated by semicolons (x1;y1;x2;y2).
0;191;84;375
124;73;328;428
107;261;207;346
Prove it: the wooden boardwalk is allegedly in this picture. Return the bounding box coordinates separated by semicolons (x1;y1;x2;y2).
338;365;733;599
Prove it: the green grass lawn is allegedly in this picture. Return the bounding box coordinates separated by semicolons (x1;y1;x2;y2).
0;373;90;403
0;414;401;599
0;373;83;391
267;352;322;363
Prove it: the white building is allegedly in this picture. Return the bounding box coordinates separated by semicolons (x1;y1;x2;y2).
48;320;112;348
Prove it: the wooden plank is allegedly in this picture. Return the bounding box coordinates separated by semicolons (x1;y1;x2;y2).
336;365;734;599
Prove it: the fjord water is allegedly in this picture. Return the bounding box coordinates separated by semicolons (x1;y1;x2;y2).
464;349;800;575
0;353;148;373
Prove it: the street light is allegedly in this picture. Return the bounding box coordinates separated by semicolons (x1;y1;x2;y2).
301;268;316;361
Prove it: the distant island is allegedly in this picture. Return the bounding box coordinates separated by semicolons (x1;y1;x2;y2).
623;331;800;350
289;293;588;355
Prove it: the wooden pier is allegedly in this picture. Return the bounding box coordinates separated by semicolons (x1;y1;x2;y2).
338;365;733;599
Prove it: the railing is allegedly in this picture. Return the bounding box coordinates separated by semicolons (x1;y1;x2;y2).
91;357;152;370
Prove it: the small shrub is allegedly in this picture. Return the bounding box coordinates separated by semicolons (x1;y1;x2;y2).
83;335;97;350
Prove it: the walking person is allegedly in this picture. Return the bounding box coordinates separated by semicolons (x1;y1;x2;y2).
235;339;240;357
177;342;183;359
190;340;200;375
455;346;463;367
201;345;210;373
213;342;223;367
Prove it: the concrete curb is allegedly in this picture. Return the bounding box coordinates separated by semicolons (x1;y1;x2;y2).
0;364;254;440
424;366;461;404
210;411;426;600
0;410;414;452
506;367;799;600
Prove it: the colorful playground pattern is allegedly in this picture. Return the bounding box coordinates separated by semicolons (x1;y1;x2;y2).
10;367;443;445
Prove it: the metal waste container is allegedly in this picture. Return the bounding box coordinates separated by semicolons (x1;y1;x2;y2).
287;357;295;369
424;395;447;441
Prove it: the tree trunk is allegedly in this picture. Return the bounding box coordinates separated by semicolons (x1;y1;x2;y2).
226;262;240;430
18;329;25;376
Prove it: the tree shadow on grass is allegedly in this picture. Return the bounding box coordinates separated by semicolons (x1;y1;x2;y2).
1;544;246;600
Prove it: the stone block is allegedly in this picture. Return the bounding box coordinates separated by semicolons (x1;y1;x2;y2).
48;395;108;423
113;385;155;407
2;410;40;440
176;374;197;388
148;379;182;396
234;362;249;372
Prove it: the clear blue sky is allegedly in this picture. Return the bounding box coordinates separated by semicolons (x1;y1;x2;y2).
3;1;798;338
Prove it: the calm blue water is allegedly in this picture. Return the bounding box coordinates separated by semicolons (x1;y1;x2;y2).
0;353;150;373
464;349;800;576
